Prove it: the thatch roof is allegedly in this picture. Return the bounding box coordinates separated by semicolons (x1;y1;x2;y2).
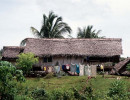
110;58;130;75
2;38;122;58
23;38;122;57
2;46;24;59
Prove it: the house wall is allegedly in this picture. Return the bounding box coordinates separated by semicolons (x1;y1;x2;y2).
38;56;114;67
39;56;84;66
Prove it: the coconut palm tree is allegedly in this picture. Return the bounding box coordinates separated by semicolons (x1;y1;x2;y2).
77;25;104;38
31;11;71;38
20;11;72;46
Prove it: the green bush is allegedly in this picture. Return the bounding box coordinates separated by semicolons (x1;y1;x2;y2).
73;88;81;99
63;90;74;100
126;63;130;71
31;88;48;100
51;89;63;100
108;80;128;99
44;72;54;79
0;61;25;100
16;53;38;76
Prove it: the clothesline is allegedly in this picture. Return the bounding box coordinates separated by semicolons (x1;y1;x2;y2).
42;63;93;76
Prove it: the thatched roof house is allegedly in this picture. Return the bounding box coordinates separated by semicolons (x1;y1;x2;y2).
23;38;122;57
2;38;122;66
2;46;24;59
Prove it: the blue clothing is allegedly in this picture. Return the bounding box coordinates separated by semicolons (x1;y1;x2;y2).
76;64;80;74
62;65;65;70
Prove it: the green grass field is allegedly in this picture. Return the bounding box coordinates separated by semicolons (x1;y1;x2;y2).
18;75;130;93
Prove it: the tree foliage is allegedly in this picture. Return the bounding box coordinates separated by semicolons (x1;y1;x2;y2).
20;11;71;46
30;11;71;38
0;49;3;58
0;61;25;100
77;25;104;38
16;53;38;76
108;80;127;99
126;63;130;71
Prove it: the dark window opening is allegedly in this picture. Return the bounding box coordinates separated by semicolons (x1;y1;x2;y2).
43;57;52;63
48;57;52;62
43;57;47;63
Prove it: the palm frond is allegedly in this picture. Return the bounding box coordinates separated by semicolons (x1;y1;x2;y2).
77;25;104;38
30;27;41;38
20;39;26;46
31;11;71;38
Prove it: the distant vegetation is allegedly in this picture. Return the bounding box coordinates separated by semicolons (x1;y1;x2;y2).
126;63;130;71
77;25;104;38
0;49;3;58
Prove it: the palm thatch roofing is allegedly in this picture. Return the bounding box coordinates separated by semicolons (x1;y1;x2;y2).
2;46;24;58
24;38;122;57
2;38;122;58
110;58;130;75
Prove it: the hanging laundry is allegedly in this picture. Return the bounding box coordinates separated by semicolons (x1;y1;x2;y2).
84;65;88;76
57;66;60;73
44;66;46;71
54;66;60;73
88;65;91;76
70;64;76;72
91;65;97;77
66;64;70;71
100;65;104;70
48;66;53;73
79;64;84;76
84;65;91;76
76;64;80;74
62;65;66;71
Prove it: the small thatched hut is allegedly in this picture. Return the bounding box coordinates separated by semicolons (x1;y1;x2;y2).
110;58;130;76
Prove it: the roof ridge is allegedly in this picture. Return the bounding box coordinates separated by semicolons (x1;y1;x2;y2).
25;38;122;41
3;46;24;48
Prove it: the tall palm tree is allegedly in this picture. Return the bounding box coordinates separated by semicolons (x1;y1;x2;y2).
31;11;71;38
20;11;72;46
77;25;103;38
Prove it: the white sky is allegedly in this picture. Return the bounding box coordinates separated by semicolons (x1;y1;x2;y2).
0;0;130;57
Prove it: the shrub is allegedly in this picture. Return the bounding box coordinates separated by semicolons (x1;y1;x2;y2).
84;86;93;97
51;89;63;100
126;63;130;71
16;53;38;76
0;61;25;100
108;80;128;99
31;88;48;100
73;88;81;99
63;90;74;100
44;72;54;79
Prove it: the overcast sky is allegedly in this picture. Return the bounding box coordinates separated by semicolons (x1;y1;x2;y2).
0;0;130;57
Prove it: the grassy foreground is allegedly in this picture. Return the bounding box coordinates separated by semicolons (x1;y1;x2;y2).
18;75;130;93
